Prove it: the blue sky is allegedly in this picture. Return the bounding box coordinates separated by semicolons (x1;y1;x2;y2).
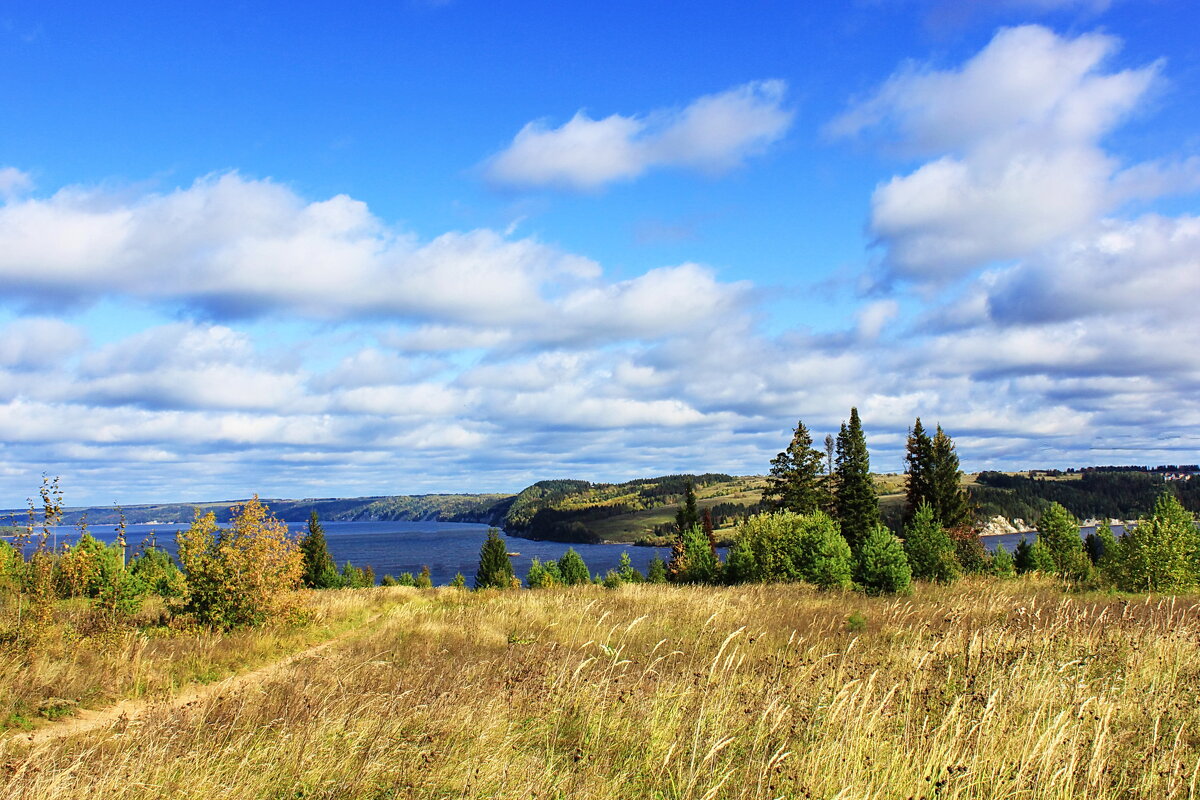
1;0;1198;506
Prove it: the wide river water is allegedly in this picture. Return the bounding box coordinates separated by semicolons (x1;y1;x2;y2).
7;520;1125;586
13;521;673;587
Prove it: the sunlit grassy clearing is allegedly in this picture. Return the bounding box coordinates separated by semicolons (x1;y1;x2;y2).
0;587;415;731
4;578;1200;799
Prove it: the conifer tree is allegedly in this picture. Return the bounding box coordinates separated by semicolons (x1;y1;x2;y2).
822;434;837;513
856;525;913;595
300;512;338;589
1036;502;1088;578
616;551;642;583
1027;538;1057;573
557;548;590;586
1112;492;1198;592
675;481;699;534
991;544;1016;577
904;418;934;521
670;524;720;584
474;529;514;589
646;555;668;584
834;407;878;551
930;426;972;528
902;502;960;583
793;511;854;589
763;420;826;515
1013;536;1035;574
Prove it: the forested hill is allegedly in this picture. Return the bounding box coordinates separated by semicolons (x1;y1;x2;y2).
969;470;1200;521
501;473;765;544
2;493;514;527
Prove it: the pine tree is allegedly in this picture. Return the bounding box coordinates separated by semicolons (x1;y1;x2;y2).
646;556;668;584
300;512;338;589
557;548;590;586
763;420;826;515
904;418;935;522
822;434;837;513
834;407;879;551
855;525;913;595
1027;538;1057;573
991;544;1016;577
902;502;960;583
675;481;699;535
1112;492;1198;592
474;529;514;589
616;551;642;583
793;511;854;590
1013;536;1035;574
929;426;972;528
1036;502;1088;578
670;524;720;584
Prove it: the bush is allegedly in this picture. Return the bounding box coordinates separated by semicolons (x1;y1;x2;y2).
950;526;991;575
175;496;304;629
729;511;806;582
855;525;912;595
129;546;185;597
415;565;432;589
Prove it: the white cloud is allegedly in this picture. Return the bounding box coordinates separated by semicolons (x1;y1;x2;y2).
986;214;1200;324
0;173;601;323
484;80;793;191
830;25;1171;281
0;167;33;200
0;317;86;370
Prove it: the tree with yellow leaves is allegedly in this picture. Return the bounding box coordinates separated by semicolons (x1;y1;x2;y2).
176;496;303;628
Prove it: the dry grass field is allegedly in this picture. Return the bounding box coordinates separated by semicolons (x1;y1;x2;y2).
4;579;1200;799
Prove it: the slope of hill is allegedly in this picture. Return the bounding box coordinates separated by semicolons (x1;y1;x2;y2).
501;474;767;544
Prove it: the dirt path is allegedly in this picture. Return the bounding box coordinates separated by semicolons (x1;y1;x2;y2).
6;612;389;749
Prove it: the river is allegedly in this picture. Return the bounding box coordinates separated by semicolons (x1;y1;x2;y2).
8;521;672;587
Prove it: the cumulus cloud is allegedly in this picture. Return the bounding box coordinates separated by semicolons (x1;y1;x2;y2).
986;215;1200;325
0;173;601;323
0;317;86;370
0;167;33;200
484;80;793;190
829;25;1178;282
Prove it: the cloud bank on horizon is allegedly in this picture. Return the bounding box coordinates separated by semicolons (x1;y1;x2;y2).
0;8;1197;506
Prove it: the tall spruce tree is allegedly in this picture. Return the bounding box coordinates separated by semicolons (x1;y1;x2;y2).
930;426;972;529
903;418;935;521
675;481;700;535
763;420;826;515
474;529;514;589
300;512;338;589
834;407;878;551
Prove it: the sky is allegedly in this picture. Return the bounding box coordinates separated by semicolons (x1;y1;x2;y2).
1;0;1199;506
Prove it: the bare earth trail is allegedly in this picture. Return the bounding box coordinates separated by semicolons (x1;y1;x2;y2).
5;608;397;750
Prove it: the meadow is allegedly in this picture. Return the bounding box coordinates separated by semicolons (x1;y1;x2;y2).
3;578;1199;799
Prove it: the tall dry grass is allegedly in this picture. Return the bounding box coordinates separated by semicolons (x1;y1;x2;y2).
4;578;1200;799
0;587;416;730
